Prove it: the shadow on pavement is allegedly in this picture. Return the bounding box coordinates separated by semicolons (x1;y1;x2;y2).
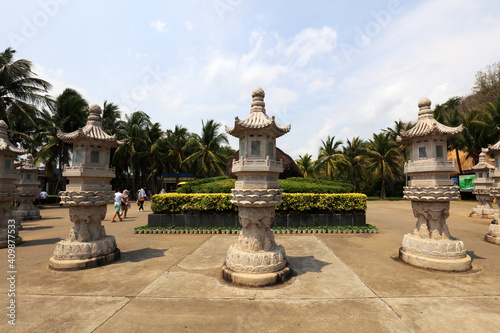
22;237;62;247
120;247;168;263
287;255;331;276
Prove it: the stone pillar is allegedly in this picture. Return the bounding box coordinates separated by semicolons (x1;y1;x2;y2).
487;188;500;244
48;104;122;270
398;97;471;271
11;154;41;222
222;87;291;286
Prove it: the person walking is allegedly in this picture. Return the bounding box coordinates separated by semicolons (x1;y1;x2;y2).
111;189;123;222
120;189;130;218
39;190;48;208
138;187;146;211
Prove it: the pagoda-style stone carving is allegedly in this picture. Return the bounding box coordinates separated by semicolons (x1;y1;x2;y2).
222;87;292;287
486;140;500;244
0;120;27;248
12;154;41;222
49;104;122;270
398;97;472;271
469;149;496;218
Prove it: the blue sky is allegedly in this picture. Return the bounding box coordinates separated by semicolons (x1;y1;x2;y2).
2;0;500;159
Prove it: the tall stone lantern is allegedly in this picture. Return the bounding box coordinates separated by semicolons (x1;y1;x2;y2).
222;87;292;287
486;139;500;244
0;120;27;248
469;149;496;218
49;104;122;270
398;97;472;271
12;154;42;221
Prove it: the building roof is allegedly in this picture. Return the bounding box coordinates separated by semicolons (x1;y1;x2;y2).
398;97;463;144
0;120;28;155
57;104;122;147
225;87;291;138
470;151;494;171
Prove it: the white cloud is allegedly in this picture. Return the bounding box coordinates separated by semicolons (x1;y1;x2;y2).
184;20;194;31
32;63;88;99
150;20;168;33
284;26;338;68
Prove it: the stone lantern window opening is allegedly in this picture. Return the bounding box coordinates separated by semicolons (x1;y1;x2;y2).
240;142;245;157
436;145;444;159
251;140;261;156
418;146;427;159
267;142;274;158
4;159;11;170
74;149;83;164
105;152;109;165
90;150;100;163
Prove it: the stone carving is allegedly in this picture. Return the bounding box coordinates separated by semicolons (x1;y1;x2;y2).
11;154;41;221
0;120;27;248
49;105;122;270
485;222;500;244
222;87;291;287
468;149;496;218
397;98;471;271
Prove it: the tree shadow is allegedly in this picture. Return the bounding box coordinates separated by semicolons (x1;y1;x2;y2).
119;247;169;263
287;255;331;276
21;237;62;247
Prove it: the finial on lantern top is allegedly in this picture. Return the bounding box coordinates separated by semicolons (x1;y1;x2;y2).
0;120;7;139
88;104;102;122
251;87;266;113
418;97;432;117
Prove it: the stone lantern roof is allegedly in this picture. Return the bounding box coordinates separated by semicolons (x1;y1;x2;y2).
0;120;28;154
57;104;122;147
17;154;38;171
471;150;494;171
225;87;291;138
398;97;463;144
487;138;500;154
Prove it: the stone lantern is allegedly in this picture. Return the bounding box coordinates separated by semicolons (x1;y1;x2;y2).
486;139;500;244
222;87;291;287
398;97;472;271
469;149;496;218
49;104;122;270
0;120;27;248
12;154;42;221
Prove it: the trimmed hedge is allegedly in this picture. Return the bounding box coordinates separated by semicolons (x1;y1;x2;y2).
151;193;366;214
176;176;354;194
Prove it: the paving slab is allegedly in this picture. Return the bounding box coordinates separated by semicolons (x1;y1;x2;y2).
94;298;412;333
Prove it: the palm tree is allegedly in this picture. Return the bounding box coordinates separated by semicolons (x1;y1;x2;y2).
101;100;125;138
296;154;316;178
460;109;488;165
367;132;401;199
0;47;53;148
165;125;190;187
143;122;164;194
113;111;152;193
340;137;367;191
383;119;414;161
317;135;343;181
184;119;229;177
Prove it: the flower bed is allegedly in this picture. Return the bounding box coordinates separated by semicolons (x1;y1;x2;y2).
134;224;378;234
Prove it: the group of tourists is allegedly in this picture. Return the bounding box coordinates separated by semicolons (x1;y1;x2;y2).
111;187;147;222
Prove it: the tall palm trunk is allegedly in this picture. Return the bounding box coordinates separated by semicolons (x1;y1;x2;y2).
454;147;463;174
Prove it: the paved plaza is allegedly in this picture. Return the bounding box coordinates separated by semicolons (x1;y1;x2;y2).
1;200;499;332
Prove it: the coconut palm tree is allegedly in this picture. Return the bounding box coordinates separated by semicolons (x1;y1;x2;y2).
339;137;367;191
101;100;125;138
165;125;190;187
367;132;401;199
296;154;316;178
0;47;53;148
113;111;152;193
184;119;229;177
317;135;343;181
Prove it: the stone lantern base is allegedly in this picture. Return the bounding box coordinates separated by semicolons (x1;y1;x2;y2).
0;200;21;249
485;221;500;245
49;205;120;270
399;234;472;271
222;206;291;287
470;193;497;219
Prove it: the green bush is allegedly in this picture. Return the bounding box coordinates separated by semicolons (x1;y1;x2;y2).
151;193;366;214
176;176;354;194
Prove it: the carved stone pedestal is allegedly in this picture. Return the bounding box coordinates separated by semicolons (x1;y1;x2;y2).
485;220;500;245
470;190;496;219
0;200;21;248
222;207;290;287
399;188;472;272
11;192;40;221
49;205;120;270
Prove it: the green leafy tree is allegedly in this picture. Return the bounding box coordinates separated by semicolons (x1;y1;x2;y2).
101;100;125;138
184;119;229;177
367;132;401;199
317;135;343;181
0;47;53;148
296;154;316;178
339;137;367;191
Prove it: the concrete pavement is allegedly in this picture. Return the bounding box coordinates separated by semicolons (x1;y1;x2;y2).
1;200;499;332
